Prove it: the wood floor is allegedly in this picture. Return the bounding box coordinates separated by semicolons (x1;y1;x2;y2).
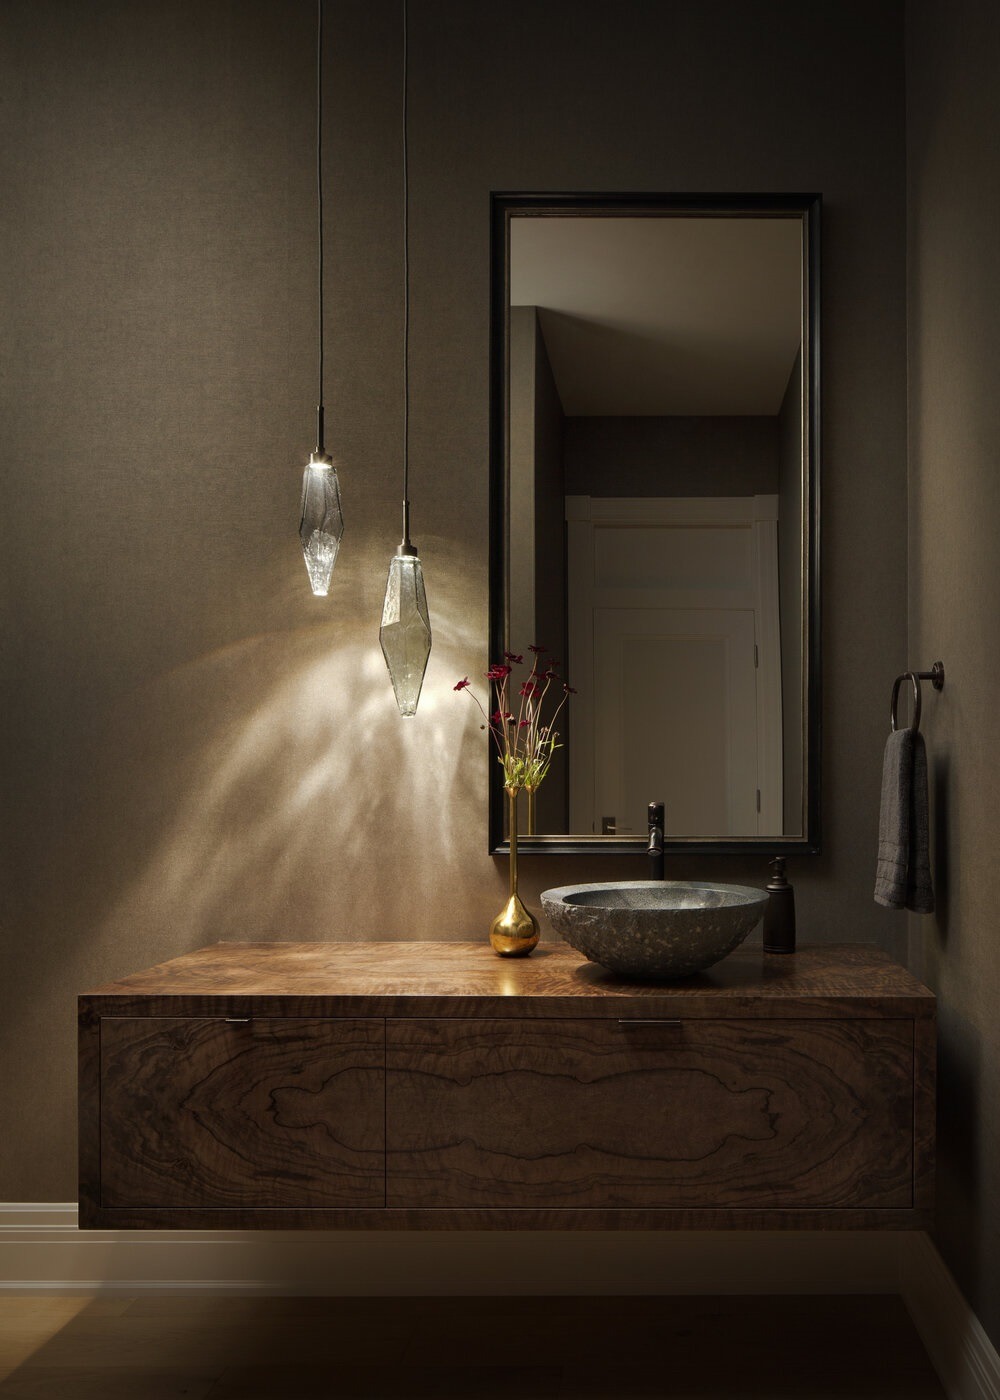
0;1294;945;1398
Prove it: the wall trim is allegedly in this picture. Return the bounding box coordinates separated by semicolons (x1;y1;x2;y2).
1;1204;900;1297
900;1233;1000;1400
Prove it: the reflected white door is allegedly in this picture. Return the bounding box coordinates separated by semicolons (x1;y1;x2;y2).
593;608;759;836
566;496;782;837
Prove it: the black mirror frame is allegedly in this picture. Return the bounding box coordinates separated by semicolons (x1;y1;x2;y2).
488;191;821;857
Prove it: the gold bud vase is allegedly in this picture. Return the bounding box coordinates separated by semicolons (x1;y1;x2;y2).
490;787;539;957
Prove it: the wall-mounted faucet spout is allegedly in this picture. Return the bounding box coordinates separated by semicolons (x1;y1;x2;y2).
647;801;665;880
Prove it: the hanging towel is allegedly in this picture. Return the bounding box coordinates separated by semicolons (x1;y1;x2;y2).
874;726;935;913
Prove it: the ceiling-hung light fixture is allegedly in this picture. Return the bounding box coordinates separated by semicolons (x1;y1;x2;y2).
380;0;431;716
299;0;344;596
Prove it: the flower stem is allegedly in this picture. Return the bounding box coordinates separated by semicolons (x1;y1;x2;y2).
507;787;519;897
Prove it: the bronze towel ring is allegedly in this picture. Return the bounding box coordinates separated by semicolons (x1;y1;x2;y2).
890;661;945;733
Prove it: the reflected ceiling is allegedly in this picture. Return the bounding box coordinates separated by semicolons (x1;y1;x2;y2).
509;217;802;416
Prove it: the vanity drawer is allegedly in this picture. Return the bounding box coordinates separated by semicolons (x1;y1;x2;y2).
99;1017;385;1210
385;1017;914;1211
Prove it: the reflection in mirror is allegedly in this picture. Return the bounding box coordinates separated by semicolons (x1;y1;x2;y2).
491;195;819;854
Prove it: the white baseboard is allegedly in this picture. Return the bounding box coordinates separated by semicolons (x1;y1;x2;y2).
900;1233;1000;1400
0;1204;900;1296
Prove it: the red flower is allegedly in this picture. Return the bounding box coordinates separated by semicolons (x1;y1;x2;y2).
490;709;514;724
503;651;524;665
528;644;546;654
453;677;471;691
519;720;529;728
486;663;512;681
519;681;537;698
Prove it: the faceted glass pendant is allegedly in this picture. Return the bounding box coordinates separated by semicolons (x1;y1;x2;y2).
380;548;431;716
299;454;344;596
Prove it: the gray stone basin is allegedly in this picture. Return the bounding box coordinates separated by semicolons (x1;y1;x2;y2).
540;880;769;979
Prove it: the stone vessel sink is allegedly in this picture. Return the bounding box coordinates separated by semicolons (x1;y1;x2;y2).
540;880;769;980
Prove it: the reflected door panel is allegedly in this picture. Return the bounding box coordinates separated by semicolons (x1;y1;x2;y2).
567;496;782;837
586;609;758;837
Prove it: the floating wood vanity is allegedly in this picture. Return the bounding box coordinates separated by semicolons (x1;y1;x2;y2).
78;941;934;1230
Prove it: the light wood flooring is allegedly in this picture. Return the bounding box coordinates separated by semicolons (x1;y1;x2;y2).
0;1294;946;1398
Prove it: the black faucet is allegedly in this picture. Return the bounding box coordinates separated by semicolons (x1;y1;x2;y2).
647;801;665;880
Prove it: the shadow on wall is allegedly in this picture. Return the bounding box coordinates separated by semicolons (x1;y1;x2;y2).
931;746;952;943
935;1011;982;1303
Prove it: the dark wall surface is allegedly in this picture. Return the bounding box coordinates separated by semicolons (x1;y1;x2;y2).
907;0;1000;1352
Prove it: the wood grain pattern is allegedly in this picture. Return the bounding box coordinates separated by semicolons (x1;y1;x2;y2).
99;1018;385;1210
77;1004;102;1228
80;942;936;1020
386;1018;914;1210
78;941;935;1231
913;1013;936;1212
82;1203;932;1231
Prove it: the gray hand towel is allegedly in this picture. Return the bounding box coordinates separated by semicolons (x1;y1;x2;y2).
874;727;934;913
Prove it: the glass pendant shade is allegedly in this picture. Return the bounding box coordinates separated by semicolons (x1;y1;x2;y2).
299;452;344;596
380;546;431;716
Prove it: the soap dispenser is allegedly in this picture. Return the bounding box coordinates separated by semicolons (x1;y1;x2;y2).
763;857;796;954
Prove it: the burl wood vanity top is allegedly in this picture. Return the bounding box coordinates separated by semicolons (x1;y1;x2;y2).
81;939;934;1016
79;942;935;1232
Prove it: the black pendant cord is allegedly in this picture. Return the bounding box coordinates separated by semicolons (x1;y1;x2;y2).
401;0;411;547
316;0;325;454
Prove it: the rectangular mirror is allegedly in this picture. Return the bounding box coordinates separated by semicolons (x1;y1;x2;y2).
489;193;820;855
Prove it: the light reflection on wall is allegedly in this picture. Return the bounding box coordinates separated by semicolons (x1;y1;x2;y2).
87;552;501;959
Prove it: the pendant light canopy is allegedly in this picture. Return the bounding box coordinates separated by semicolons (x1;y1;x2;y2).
299;0;344;596
380;0;431;715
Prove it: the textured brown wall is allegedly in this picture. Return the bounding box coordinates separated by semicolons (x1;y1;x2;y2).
0;0;906;1199
907;0;1000;1351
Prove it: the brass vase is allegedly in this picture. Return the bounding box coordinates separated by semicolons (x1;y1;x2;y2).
490;787;540;957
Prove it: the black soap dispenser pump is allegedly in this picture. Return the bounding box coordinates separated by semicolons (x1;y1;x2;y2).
763;857;796;954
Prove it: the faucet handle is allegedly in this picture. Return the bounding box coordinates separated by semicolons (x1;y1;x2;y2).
648;801;665;831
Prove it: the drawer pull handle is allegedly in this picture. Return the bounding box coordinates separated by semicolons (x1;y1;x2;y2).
225;1017;252;1024
617;1019;683;1027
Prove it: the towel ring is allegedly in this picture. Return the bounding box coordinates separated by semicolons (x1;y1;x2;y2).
890;661;945;733
891;673;921;733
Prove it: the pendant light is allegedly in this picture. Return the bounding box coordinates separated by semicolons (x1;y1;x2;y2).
299;0;344;596
380;0;431;716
